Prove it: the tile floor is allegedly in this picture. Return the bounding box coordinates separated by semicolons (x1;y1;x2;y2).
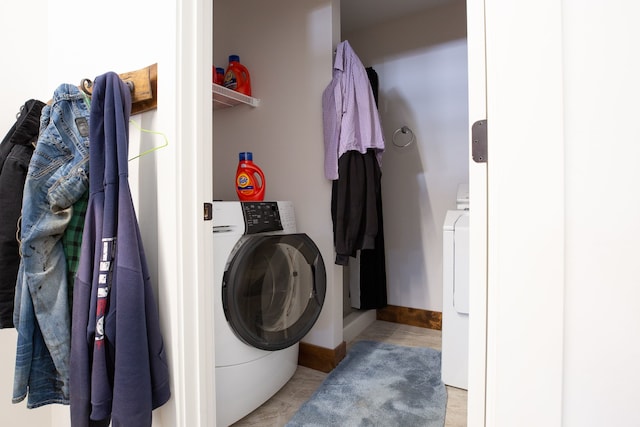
231;320;468;427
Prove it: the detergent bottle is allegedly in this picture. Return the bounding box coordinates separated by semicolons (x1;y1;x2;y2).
236;152;265;201
223;55;252;96
213;67;225;85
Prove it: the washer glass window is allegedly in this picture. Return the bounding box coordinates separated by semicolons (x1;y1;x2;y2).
222;233;326;350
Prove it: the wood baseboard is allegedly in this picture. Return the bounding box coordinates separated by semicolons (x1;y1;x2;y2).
298;306;441;373
298;340;347;373
376;305;442;330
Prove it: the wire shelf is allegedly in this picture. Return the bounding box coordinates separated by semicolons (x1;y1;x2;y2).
213;83;260;109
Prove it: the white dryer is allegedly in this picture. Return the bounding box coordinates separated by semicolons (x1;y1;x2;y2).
442;186;470;390
212;201;326;426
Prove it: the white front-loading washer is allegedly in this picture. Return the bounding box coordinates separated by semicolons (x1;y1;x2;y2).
212;201;326;426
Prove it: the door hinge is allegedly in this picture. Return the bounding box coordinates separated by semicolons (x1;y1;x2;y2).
472;119;488;163
204;202;212;221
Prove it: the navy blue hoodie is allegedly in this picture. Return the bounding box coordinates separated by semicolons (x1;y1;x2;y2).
70;72;170;426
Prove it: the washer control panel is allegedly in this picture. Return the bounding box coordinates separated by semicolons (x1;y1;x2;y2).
241;202;284;234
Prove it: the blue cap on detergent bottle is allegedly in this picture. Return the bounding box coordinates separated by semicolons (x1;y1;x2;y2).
239;152;253;161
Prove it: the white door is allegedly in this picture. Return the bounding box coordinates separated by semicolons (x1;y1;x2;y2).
465;0;488;425
480;0;565;426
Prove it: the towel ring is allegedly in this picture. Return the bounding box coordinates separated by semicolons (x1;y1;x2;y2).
392;126;415;148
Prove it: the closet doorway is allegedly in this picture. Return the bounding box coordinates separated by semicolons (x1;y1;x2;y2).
340;0;487;425
340;0;469;322
211;0;489;424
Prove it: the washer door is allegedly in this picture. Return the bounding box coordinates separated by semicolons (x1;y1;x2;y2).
222;233;326;351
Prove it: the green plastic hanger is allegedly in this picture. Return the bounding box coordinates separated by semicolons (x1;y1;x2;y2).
80;87;168;161
128;118;169;161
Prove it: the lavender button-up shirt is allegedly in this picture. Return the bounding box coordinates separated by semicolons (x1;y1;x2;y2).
322;40;385;180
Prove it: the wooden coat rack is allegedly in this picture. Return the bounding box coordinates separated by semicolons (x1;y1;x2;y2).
73;63;158;115
121;63;158;115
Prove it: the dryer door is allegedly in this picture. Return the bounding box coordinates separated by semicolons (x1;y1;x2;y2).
222;233;326;351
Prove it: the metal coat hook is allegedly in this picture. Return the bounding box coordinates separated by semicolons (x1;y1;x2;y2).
80;78;93;96
80;78;133;96
48;64;158;114
392;125;415;148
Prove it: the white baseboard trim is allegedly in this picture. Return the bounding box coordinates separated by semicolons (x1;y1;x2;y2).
343;310;377;343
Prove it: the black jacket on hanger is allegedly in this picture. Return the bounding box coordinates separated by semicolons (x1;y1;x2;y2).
360;66;387;309
0;99;45;328
330;66;387;310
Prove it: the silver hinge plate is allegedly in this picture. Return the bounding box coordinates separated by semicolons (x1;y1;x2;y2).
472;119;487;163
204;202;212;221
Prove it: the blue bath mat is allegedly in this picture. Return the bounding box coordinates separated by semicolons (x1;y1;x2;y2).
286;340;447;427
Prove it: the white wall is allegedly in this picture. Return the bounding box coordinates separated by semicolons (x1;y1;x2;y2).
213;0;343;349
0;0;213;425
344;0;468;312
0;1;51;423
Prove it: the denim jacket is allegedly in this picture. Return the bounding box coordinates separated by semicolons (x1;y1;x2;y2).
13;85;90;407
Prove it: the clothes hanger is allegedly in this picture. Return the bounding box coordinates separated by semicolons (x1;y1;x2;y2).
80;92;168;161
79;70;168;160
128;119;169;161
